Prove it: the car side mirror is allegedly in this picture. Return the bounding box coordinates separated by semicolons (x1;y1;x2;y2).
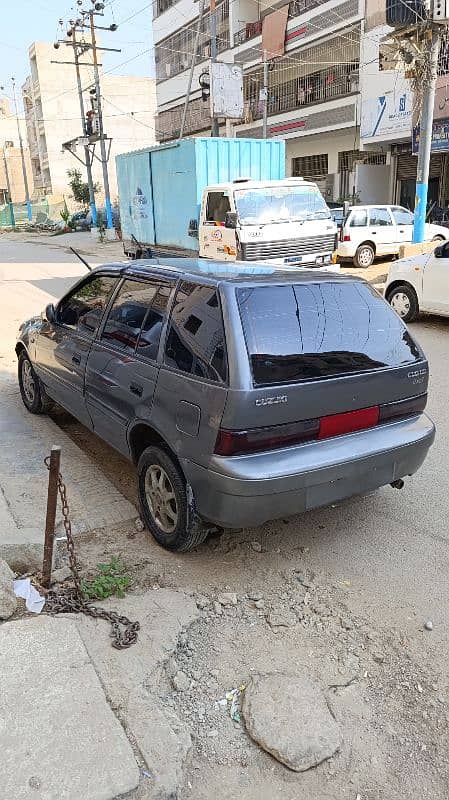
45;303;55;323
225;211;238;229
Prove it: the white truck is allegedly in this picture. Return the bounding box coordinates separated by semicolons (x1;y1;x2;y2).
117;138;338;270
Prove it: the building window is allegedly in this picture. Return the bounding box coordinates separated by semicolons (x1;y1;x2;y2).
338;150;387;198
292;154;328;181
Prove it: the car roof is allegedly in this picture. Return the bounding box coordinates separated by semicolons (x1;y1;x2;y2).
95;258;364;287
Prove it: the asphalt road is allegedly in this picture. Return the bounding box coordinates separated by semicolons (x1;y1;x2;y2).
1;233;448;677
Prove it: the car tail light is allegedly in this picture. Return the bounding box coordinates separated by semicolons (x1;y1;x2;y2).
214;395;427;456
343;234;351;242
379;393;427;422
214;419;320;456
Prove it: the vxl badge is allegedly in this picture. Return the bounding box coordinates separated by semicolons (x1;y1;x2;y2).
255;395;288;407
408;368;427;385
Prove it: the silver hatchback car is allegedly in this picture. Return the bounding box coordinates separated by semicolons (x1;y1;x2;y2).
16;258;435;551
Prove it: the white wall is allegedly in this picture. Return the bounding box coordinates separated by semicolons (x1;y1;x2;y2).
284;129;358;175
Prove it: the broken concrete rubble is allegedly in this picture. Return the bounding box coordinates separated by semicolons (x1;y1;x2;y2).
0;557;17;619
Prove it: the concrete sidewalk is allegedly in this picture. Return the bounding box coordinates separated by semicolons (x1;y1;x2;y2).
2;229;126;261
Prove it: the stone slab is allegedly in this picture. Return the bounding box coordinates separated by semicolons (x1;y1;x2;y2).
0;616;140;800
398;241;436;259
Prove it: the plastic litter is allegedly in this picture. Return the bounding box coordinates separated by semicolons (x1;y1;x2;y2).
13;579;45;613
218;684;246;723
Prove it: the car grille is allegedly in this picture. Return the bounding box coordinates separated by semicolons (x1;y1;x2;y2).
241;234;336;261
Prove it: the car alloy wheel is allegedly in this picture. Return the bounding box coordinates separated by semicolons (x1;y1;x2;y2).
21;358;36;405
144;464;178;534
390;291;410;319
358;246;374;267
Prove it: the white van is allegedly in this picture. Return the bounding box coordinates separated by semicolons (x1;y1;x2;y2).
338;205;449;268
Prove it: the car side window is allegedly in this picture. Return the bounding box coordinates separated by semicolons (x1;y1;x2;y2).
205;192;231;224
136;284;171;361
350;209;368;227
392;207;414;225
101;279;161;354
56;275;118;337
370;207;393;226
164;281;227;383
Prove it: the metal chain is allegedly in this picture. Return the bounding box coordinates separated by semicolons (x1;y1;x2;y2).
43;457;140;649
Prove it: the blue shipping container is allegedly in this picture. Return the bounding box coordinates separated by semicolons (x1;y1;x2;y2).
116;137;285;251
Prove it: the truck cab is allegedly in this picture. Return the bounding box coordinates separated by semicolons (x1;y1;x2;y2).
199;178;338;269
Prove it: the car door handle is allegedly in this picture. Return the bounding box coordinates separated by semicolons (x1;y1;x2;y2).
371;231;377;234
129;383;143;397
72;354;81;365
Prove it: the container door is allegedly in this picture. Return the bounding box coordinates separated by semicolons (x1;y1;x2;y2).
199;190;237;261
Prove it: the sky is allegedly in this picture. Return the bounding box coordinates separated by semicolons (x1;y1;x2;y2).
1;0;154;108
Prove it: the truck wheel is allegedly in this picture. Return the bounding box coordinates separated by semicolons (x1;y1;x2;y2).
138;446;210;552
18;352;53;414
386;283;419;323
354;243;375;268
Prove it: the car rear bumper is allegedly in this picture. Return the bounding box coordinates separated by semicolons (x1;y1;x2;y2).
183;414;435;529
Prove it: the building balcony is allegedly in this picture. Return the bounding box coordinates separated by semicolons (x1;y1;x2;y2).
157;97;211;141
233;0;345;47
155;0;229;83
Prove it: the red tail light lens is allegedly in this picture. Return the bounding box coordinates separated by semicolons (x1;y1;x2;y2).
214;395;427;456
318;406;379;439
343;234;351;242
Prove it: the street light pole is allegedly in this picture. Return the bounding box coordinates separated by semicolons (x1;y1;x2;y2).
11;77;32;221
73;31;97;225
89;10;113;230
262;51;269;139
210;0;220;137
412;26;441;243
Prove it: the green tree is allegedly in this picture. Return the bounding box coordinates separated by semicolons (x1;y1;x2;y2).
67;168;98;206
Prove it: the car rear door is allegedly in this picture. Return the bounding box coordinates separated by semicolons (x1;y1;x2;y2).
221;279;428;435
368;207;398;254
151;280;229;465
422;240;449;314
34;273;119;427
85;277;173;456
391;206;414;244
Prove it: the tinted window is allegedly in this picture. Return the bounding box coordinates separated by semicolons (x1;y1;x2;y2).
370;207;392;226
350;209;368;227
101;279;159;354
136;284;171;361
57;275;117;336
237;283;421;386
205;192;231;223
392;207;413;225
164;282;227;382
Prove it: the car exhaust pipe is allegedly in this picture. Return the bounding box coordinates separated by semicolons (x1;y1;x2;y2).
390;479;405;490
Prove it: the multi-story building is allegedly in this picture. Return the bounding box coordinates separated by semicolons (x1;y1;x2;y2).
153;0;449;206
22;42;157;203
0;99;33;204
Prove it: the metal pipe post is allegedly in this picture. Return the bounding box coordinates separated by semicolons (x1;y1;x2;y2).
89;12;113;229
73;32;97;225
413;27;441;243
11;78;32;221
210;0;220;137
42;446;61;589
262;52;269;139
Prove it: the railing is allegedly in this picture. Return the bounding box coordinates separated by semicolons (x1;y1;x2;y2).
233;0;333;46
155;0;229;82
243;64;359;122
157;97;211;142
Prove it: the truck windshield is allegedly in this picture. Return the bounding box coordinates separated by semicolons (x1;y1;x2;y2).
234;185;331;225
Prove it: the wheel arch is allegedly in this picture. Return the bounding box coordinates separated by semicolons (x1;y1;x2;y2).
127;420;182;470
356;240;376;255
385;279;418;301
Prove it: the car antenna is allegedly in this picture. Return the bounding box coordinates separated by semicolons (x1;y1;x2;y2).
70;247;92;272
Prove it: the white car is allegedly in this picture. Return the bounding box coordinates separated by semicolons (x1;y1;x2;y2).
338;204;449;268
384;239;449;322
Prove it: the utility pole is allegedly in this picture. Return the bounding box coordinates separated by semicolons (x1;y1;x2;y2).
262;51;269;139
11;78;32;221
73;30;97;225
412;26;442;242
2;145;15;227
210;0;219;137
89;10;113;230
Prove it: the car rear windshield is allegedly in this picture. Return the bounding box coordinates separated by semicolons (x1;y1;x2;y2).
236;282;422;386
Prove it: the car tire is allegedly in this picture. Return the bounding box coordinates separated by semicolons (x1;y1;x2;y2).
138;445;210;552
18;351;53;414
353;243;375;268
386;283;419;323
